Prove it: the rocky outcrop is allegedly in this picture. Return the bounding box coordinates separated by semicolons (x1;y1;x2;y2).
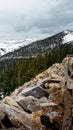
0;56;73;130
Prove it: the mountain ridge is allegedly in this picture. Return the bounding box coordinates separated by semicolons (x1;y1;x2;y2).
1;30;73;59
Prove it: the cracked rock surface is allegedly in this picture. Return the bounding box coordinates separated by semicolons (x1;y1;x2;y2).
0;56;73;130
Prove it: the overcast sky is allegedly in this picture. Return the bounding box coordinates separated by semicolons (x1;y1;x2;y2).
0;0;73;40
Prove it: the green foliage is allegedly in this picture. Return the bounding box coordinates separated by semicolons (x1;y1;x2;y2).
0;44;73;97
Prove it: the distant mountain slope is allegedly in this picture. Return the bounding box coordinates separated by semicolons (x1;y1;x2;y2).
0;39;37;57
1;30;73;60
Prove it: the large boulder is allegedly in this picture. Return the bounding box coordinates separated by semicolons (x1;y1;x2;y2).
0;56;73;130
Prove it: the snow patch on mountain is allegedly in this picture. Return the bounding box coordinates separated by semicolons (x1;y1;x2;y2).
63;30;73;43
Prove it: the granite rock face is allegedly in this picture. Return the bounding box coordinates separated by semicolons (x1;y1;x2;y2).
0;56;73;130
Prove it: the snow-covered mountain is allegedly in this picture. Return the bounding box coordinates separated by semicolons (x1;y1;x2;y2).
0;30;73;70
0;30;73;58
0;30;73;59
0;39;36;57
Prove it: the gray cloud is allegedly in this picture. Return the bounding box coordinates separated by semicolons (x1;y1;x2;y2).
0;0;73;40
